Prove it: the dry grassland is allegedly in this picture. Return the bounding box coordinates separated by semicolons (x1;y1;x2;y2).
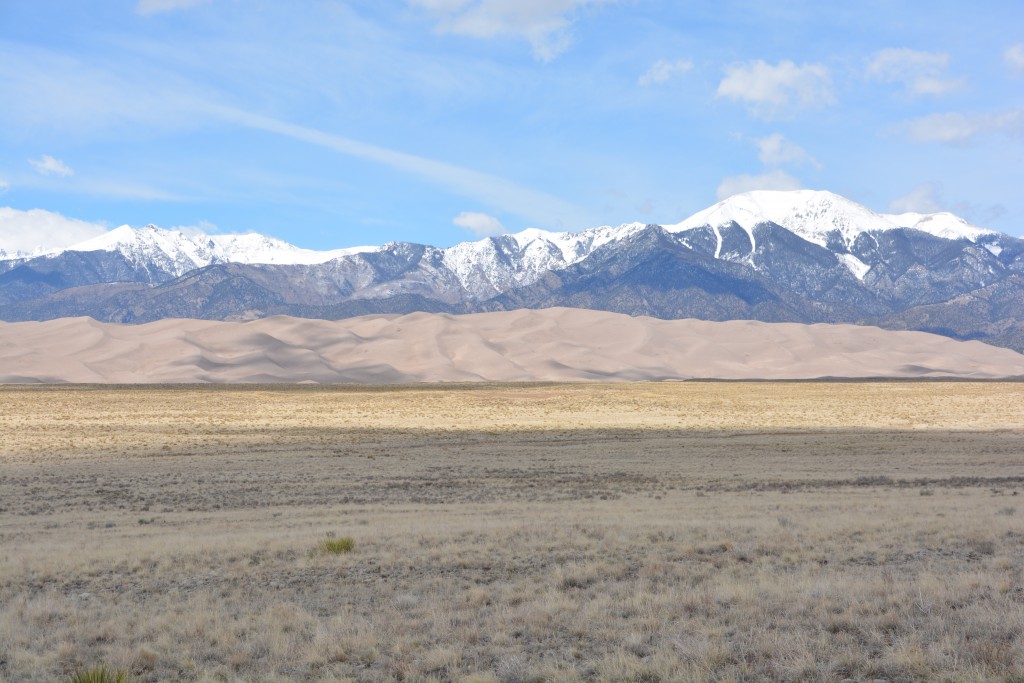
1;382;1023;682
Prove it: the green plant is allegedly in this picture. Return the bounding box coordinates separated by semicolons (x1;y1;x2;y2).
318;535;355;554
65;666;130;683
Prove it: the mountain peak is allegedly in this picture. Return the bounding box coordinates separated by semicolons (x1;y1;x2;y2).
665;189;996;247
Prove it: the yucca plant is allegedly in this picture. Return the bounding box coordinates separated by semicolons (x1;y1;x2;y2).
65;666;130;683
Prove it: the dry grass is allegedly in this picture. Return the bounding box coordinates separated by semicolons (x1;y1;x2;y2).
1;382;1023;682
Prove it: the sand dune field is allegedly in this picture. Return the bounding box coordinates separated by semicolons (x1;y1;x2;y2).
3;308;1024;383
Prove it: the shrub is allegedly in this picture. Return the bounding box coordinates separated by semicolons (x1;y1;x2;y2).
66;666;130;683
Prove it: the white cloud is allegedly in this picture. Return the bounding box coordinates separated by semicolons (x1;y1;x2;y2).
1005;44;1024;75
866;48;964;97
715;170;802;201
29;155;74;177
754;134;821;170
0;180;8;194
638;59;693;87
716;60;834;119
0;207;109;255
136;0;211;15
889;183;944;214
902;108;1024;144
408;0;615;62
453;211;505;237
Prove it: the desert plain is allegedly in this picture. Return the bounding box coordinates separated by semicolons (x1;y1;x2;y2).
1;381;1023;682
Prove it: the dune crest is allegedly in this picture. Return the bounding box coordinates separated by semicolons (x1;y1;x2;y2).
2;308;1024;383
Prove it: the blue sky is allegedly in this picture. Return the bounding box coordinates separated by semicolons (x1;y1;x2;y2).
1;0;1023;252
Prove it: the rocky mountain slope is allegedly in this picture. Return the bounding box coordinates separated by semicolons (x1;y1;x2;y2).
2;190;1022;351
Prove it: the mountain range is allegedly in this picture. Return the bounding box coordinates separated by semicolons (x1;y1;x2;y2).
2;190;1022;353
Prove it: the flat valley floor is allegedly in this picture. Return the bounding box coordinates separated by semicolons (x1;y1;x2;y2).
1;383;1023;682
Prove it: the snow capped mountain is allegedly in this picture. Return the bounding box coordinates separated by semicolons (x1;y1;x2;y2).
881;211;995;242
2;190;1001;283
656;189;1004;280
0;189;1011;303
46;225;378;277
665;189;997;248
438;222;650;297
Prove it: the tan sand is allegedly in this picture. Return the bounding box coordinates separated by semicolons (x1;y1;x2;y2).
2;307;1024;383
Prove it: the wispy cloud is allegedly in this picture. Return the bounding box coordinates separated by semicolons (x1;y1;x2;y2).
72;179;185;201
0;207;108;254
408;0;615;62
888;184;1007;227
889;183;944;213
716;60;834;120
866;48;964;97
0;179;8;194
29;155;75;177
136;0;211;15
216;107;589;228
453;211;505;237
901;108;1024;144
754;134;821;170
638;59;693;87
1005;44;1024;76
716;169;802;200
0;43;215;134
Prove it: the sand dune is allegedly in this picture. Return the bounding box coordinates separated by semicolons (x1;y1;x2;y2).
2;308;1024;383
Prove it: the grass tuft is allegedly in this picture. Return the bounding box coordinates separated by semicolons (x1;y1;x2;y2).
317;535;355;554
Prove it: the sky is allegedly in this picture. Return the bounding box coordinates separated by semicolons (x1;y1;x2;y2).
1;0;1023;253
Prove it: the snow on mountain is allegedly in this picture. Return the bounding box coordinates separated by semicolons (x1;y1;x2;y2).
0;190;1002;289
665;189;997;247
659;189;1001;279
439;222;649;297
38;224;378;276
0;215;651;298
0;246;53;260
665;190;890;249
201;233;376;266
880;211;995;242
